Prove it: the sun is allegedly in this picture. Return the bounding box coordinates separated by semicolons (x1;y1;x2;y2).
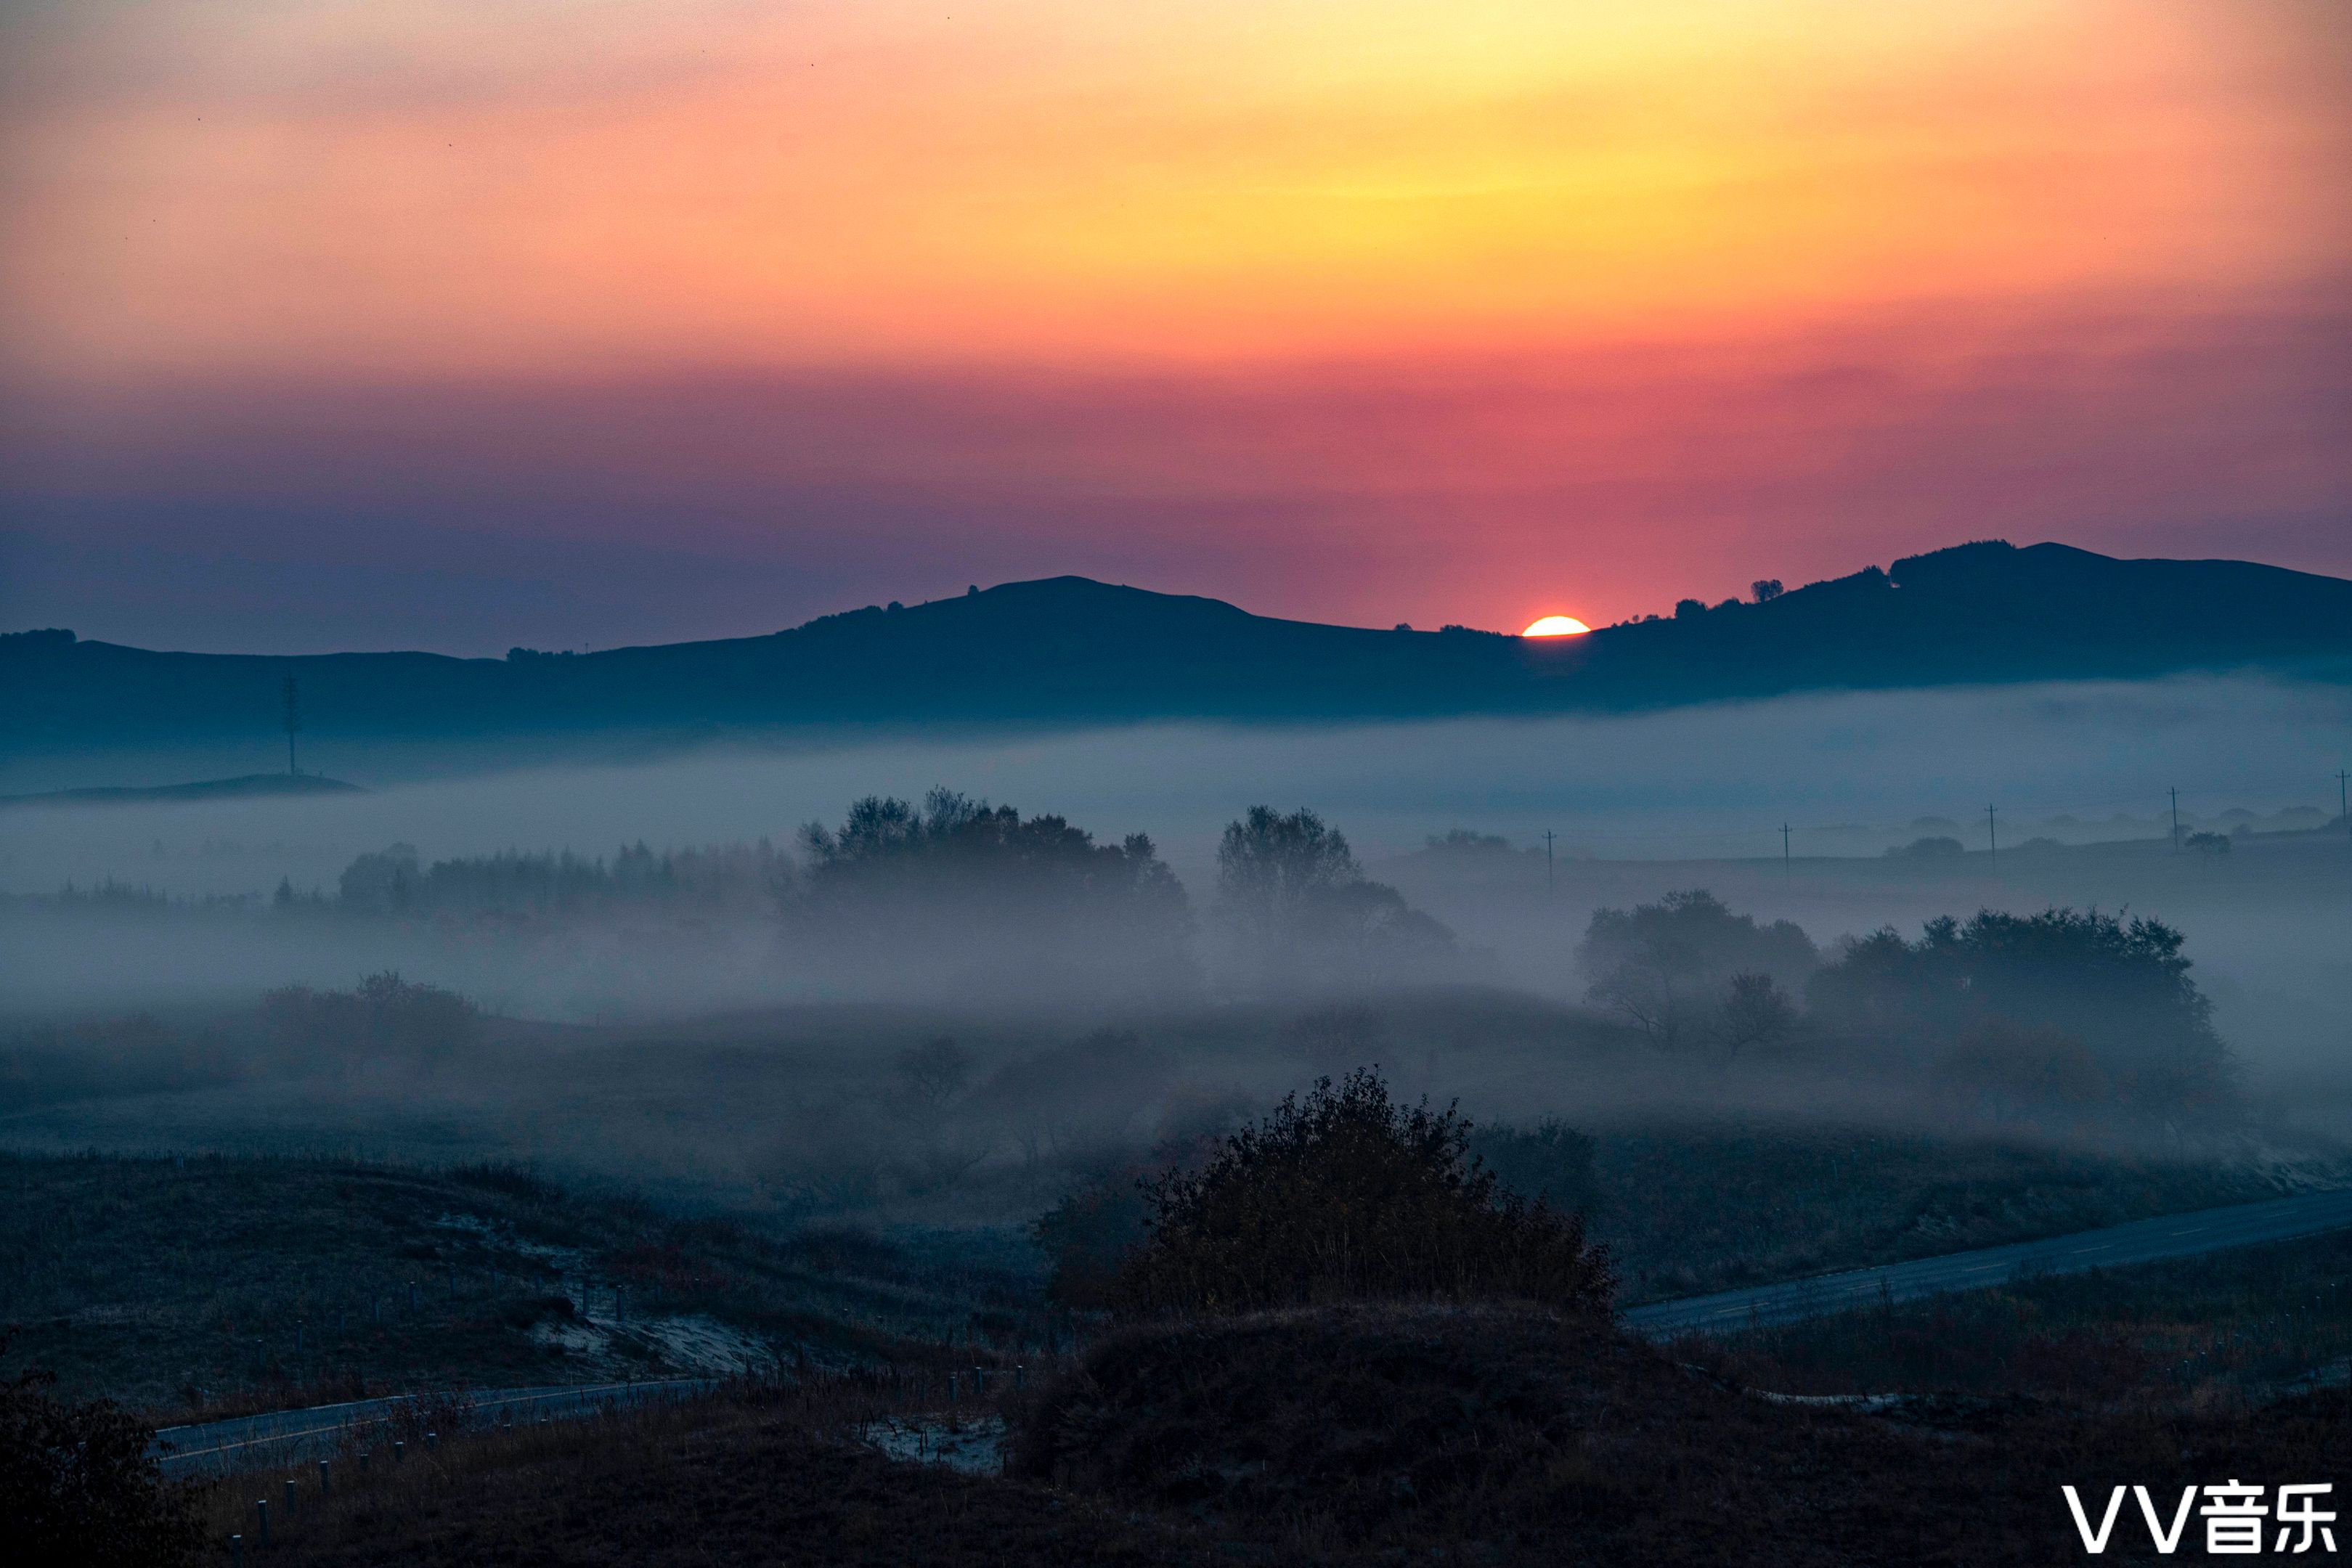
1520;615;1591;637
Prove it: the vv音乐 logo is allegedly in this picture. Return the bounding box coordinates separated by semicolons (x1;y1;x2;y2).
2065;1482;2337;1554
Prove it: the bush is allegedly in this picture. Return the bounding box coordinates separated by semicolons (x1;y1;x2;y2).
0;1347;204;1567
1107;1070;1613;1316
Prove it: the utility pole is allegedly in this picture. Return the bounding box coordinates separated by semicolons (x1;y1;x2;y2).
2169;786;2181;853
1986;804;1998;871
280;677;301;777
1781;823;1791;878
2338;770;2349;839
1541;830;1555;897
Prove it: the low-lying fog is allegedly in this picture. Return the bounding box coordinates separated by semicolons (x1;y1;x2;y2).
2;670;2348;1161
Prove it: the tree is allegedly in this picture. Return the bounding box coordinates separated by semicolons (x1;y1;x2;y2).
1215;806;1363;931
977;1028;1171;1177
1674;597;1707;619
1214;807;1454;987
1107;1069;1614;1316
889;1037;970;1140
1751;579;1785;602
1716;971;1798;1063
887;1036;990;1188
1577;890;1816;1053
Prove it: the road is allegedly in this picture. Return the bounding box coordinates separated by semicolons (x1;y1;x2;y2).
150;1378;717;1479
1622;1186;2352;1339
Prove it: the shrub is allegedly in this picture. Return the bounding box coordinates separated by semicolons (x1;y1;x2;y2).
1107;1070;1613;1316
0;1347;204;1567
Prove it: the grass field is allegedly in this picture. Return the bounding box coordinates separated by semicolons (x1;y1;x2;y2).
0;1153;1048;1418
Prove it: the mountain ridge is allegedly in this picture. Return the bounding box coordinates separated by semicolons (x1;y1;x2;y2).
6;540;2349;756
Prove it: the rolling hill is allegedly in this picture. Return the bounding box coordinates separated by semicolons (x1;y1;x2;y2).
6;540;2349;756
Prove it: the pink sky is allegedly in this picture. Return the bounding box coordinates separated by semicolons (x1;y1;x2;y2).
2;1;2347;650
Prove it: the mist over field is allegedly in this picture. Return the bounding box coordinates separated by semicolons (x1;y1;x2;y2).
7;669;2344;887
2;669;2346;1209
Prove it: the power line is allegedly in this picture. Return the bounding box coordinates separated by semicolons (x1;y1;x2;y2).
280;677;301;778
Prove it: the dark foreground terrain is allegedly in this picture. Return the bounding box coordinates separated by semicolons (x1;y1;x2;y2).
178;1304;2352;1565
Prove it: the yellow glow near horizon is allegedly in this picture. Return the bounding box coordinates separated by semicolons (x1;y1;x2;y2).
1521;616;1592;637
1;0;2343;381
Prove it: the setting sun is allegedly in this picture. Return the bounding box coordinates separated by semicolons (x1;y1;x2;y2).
1521;616;1591;637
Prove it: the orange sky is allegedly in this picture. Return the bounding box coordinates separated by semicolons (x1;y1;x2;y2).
2;0;2348;649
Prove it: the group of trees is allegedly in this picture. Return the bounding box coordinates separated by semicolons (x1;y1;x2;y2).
1576;889;1812;1063
785;789;1195;998
1807;908;2235;1127
260;971;479;1069
335;840;789;918
1576;890;2239;1131
314;796;1457;1000
1213;807;1456;988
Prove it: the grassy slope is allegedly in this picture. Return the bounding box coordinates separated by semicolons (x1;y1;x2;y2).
1703;1224;2352;1402
199;1387;1212;1568
230;1304;2352;1564
0;1153;1037;1416
1013;1303;2352;1565
1590;1121;2321;1301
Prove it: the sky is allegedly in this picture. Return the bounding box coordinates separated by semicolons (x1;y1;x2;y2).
2;0;2348;654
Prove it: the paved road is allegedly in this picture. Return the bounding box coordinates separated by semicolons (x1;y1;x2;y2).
151;1378;717;1479
1623;1186;2352;1339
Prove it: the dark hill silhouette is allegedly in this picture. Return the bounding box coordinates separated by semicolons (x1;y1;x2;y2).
4;542;2348;755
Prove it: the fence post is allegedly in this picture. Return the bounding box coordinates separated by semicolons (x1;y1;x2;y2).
394;1440;406;1463
319;1458;332;1497
285;1478;298;1518
255;1500;269;1547
230;1533;243;1567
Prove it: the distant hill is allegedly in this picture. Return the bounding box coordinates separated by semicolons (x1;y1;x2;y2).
5;541;2349;755
0;773;365;808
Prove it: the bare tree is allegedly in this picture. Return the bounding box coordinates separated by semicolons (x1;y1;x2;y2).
1716;971;1797;1063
